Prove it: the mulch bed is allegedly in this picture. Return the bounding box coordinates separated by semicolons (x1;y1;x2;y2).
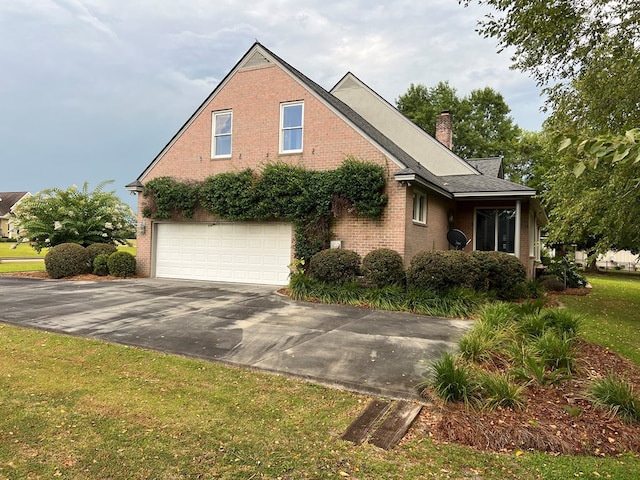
0;271;139;281
407;339;640;456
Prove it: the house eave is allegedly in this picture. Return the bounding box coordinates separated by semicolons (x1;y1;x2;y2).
395;173;453;199
452;191;537;199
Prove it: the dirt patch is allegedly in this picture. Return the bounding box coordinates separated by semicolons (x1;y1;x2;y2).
407;340;640;456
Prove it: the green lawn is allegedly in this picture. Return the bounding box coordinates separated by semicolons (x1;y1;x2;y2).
1;275;639;479
0;242;46;258
560;273;640;365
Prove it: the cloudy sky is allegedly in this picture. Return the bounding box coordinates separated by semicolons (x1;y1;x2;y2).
0;0;546;210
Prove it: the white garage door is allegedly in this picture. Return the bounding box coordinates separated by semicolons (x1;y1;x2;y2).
154;222;292;285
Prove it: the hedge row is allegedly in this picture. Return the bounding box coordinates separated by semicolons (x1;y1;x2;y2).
44;242;136;278
308;248;528;300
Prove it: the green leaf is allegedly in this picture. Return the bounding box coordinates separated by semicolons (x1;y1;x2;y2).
573;162;586;177
612;147;631;163
558;137;572;152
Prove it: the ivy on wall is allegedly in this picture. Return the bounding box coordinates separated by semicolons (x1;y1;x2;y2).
142;157;388;263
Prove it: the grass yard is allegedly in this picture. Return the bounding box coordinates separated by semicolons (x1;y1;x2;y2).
1;274;640;478
0;242;46;258
559;273;640;365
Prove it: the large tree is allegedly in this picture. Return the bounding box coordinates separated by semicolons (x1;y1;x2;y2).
13;181;136;252
463;0;640;254
396;81;521;160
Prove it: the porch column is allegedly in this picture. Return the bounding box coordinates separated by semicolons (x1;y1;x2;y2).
515;200;521;259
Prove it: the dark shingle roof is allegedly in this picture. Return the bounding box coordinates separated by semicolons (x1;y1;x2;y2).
466;157;503;178
0;192;28;216
439;175;535;197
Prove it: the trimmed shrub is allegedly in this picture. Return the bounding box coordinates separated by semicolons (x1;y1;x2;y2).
361;248;405;288
44;242;91;279
107;251;136;278
93;253;110;276
472;251;527;299
407;250;479;293
308;248;361;284
85;242;117;265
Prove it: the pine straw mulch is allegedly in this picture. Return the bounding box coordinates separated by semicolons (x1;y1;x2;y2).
407;339;640;456
0;271;139;281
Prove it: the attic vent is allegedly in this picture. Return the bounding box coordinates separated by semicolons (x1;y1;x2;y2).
241;51;271;69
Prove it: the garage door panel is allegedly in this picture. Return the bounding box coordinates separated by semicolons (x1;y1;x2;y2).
155;222;292;285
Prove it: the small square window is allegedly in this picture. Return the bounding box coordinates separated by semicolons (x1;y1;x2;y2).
212;111;232;158
413;192;427;224
280;102;303;153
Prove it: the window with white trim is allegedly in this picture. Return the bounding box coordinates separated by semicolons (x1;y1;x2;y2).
412;192;427;224
280;101;303;153
212;110;232;158
475;208;516;253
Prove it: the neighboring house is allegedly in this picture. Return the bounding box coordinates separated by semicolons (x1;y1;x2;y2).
0;192;30;239
127;43;545;285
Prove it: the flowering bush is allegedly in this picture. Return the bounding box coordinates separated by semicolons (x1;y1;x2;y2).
13;181;135;252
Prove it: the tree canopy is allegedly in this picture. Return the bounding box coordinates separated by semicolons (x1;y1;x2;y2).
396;81;521;160
13;181;136;252
463;0;640;254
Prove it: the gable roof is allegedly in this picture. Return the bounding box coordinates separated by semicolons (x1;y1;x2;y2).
466;157;504;178
129;43;536;201
0;192;29;217
331;72;478;176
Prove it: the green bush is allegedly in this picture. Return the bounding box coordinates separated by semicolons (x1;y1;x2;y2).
308;249;361;284
93;253;110;276
543;257;588;288
472;251;527;299
406;250;479;293
85;243;118;265
361;248;405;288
44;243;91;279
107;251;136;278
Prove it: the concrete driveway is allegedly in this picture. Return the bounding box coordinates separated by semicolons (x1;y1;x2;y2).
0;277;470;400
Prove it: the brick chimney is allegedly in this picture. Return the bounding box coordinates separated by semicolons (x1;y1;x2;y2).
435;110;453;150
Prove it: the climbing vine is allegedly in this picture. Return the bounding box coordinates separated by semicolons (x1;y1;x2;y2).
142;157;388;263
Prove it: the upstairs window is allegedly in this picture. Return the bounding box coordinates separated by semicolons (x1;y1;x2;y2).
475;208;516;253
280;102;303;153
412;192;427;224
213;110;232;158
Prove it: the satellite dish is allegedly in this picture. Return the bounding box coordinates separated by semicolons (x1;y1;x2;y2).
447;229;470;250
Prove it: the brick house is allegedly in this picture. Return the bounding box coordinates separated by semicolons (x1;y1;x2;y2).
127;43;545;285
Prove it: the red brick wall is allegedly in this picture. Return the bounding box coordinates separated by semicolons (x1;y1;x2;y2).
402;188;454;265
135;63;413;276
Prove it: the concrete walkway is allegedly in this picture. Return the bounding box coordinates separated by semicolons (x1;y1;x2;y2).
0;277;470;401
